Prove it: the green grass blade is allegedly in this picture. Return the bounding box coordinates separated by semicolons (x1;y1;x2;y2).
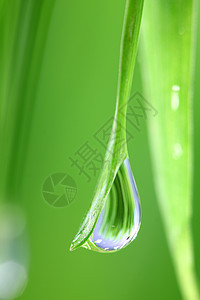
0;0;55;202
70;0;144;253
140;1;199;299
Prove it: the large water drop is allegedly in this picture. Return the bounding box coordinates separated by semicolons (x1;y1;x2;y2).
84;158;141;252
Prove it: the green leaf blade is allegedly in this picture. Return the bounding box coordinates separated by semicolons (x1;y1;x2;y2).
140;1;199;299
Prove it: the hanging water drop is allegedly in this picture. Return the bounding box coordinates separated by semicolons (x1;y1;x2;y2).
72;158;141;253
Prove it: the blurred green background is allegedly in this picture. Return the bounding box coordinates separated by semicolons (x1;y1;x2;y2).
3;0;199;299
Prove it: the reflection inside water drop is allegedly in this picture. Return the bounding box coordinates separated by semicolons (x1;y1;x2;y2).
88;158;141;252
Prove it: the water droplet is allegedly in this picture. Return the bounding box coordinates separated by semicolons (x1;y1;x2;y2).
171;85;180;111
86;158;141;252
172;143;183;160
